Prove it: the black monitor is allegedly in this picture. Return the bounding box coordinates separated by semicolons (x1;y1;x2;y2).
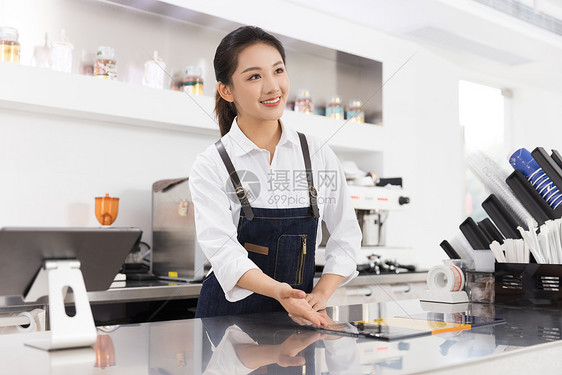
0;227;142;298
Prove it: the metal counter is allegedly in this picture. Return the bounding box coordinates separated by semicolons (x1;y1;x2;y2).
1;299;561;374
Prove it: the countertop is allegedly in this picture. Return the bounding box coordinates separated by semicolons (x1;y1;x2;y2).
0;299;561;374
0;272;427;309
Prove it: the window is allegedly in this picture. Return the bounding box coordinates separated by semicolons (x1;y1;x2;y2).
459;80;509;219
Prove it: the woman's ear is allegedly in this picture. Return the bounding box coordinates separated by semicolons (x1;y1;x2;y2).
217;82;234;103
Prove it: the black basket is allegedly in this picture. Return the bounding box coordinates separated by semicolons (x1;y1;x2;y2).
495;263;562;307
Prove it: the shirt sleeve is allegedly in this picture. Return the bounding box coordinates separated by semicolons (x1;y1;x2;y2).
189;150;259;302
203;325;257;375
318;145;361;286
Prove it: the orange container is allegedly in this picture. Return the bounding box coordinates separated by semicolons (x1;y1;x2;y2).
94;334;116;369
95;194;119;226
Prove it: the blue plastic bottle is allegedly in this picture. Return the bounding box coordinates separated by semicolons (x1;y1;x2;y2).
509;148;562;209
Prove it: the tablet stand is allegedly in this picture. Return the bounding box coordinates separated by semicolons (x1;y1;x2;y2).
23;260;97;350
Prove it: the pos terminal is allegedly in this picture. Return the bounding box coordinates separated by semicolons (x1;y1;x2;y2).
0;227;142;350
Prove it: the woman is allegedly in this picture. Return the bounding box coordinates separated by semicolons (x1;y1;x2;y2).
189;26;361;326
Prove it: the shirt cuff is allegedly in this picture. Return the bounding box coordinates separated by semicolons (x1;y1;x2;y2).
322;255;358;287
214;257;260;302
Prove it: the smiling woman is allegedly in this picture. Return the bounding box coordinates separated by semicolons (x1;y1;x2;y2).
188;26;362;326
213;26;288;139
218;42;289;153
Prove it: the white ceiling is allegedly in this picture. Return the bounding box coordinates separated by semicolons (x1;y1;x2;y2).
286;0;562;93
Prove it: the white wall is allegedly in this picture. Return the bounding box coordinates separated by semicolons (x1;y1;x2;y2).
6;0;550;270
0;108;214;245
511;87;562;151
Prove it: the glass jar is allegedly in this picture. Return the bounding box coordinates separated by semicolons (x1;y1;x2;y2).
183;66;204;95
94;46;117;80
326;95;344;120
0;27;21;63
347;99;365;123
294;89;313;114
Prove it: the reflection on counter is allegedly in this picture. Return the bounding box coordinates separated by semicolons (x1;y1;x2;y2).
140;301;562;374
2;300;562;373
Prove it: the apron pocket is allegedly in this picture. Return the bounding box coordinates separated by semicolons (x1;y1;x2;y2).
274;234;307;286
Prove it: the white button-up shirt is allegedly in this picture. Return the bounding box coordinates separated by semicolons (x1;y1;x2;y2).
189;118;361;302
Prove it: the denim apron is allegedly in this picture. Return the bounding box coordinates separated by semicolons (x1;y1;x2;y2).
195;132;320;318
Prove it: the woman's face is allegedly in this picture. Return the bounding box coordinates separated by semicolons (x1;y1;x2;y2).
224;42;289;124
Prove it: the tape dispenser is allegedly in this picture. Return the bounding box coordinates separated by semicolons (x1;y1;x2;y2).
420;259;472;304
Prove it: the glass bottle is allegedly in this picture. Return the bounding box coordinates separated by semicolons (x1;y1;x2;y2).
183;66;204;95
32;33;50;68
94;46;117;80
170;70;184;91
50;30;73;73
326;95;344;120
294;89;313;114
143;50;166;89
0;27;21;63
347;99;365;123
80;49;95;76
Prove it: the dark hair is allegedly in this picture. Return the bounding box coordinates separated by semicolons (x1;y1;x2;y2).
214;26;286;136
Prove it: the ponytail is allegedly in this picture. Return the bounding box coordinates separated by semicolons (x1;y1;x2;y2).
214;90;237;137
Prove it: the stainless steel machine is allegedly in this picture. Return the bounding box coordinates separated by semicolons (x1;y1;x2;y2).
152;178;205;282
320;184;410;248
317;183;413;273
349;185;410;247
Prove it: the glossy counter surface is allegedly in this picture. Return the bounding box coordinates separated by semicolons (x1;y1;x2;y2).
1;299;561;374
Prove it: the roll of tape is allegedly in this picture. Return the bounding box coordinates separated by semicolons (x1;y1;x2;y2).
427;265;464;292
16;311;36;333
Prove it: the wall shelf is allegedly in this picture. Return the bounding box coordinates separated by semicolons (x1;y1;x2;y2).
103;0;384;124
0;62;384;153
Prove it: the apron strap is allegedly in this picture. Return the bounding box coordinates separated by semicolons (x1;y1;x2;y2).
215;140;255;221
297;132;320;219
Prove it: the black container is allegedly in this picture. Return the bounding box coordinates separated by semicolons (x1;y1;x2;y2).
495;263;562;307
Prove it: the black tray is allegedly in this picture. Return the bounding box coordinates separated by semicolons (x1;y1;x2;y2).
495;263;562;307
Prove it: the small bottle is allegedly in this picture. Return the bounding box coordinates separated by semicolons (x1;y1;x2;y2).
294;89;313;114
94;46;117;80
170;70;184;91
32;33;50;68
126;52;144;84
0;27;21;63
347;99;365;123
79;49;95;76
326;95;344;120
50;30;73;73
183;66;204;95
143;51;166;89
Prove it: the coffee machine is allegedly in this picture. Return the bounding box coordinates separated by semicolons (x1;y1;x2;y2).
349;185;410;246
319;183;410;248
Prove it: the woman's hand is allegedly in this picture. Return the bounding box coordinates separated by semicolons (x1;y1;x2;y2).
306;274;343;311
275;283;329;326
305;290;329;311
235;331;324;369
274;332;323;367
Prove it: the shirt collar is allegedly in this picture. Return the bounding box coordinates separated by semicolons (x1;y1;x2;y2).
226;117;300;157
